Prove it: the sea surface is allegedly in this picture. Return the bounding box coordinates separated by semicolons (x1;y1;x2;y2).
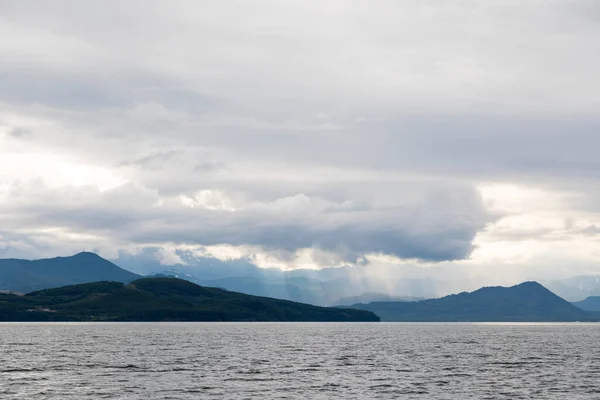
1;322;599;399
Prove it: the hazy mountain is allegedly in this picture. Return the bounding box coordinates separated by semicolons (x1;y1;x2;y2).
145;265;448;306
151;270;324;304
542;276;600;301
196;276;323;305
333;293;426;307
116;250;286;280
150;269;203;284
0;252;141;293
349;282;596;322
111;246;468;303
156;272;440;306
0;277;379;322
572;297;600;312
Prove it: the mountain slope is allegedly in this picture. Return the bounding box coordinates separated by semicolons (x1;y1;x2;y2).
151;268;442;306
542;276;600;301
333;293;426;306
349;282;596;322
572;296;600;312
0;277;380;322
151;271;325;305
0;252;141;293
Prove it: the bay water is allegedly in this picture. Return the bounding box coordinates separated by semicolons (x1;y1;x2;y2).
1;322;599;399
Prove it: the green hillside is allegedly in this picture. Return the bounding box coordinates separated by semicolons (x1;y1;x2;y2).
0;277;379;322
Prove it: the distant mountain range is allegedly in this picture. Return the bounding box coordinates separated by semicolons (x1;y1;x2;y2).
0;253;446;305
0;277;379;322
0;252;141;293
1;252;599;322
348;282;598;322
542;276;600;301
572;296;600;312
151;270;325;305
152;268;440;306
332;293;426;307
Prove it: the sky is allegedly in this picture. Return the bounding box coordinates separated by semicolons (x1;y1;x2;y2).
1;0;599;285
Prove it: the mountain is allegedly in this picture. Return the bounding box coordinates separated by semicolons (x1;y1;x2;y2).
150;267;444;306
148;269;203;284
0;277;379;322
115;249;486;305
197;276;323;305
348;282;597;322
332;293;426;306
542;276;600;301
572;296;600;312
0;250;449;306
151;270;325;304
0;252;141;293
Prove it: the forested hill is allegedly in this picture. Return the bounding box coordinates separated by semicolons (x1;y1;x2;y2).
0;277;379;322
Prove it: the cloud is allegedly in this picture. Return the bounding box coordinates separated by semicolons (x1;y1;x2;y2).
0;1;599;279
7;127;31;138
0;176;491;263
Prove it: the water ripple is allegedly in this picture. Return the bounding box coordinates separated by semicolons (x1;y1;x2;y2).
1;322;600;399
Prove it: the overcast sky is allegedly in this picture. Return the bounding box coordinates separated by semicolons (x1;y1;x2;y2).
1;0;599;283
